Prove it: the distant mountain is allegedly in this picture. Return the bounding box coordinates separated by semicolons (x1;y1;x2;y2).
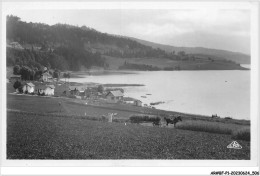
131;38;250;64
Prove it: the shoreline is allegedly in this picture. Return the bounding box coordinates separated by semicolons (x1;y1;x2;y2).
65;68;250;79
7;91;250;125
59;71;250;121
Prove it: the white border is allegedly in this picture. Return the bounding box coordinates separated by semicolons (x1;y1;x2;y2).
1;0;259;174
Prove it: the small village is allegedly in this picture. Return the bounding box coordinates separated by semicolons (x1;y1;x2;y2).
8;67;144;108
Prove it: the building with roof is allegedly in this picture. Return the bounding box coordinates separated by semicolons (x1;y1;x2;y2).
35;84;55;96
123;97;142;106
69;86;87;96
9;75;21;83
106;90;124;103
134;99;142;107
41;72;53;82
9;42;24;50
22;82;35;94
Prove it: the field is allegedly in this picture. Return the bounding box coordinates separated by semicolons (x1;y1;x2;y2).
6;83;250;159
7;111;250;159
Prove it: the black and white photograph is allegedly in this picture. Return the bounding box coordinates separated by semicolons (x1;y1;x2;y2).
0;1;259;175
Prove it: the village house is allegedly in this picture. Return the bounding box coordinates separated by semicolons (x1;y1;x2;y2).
106;90;124;103
134;99;142;107
22;82;35;94
123;97;135;104
9;75;21;83
123;97;142;106
41;72;53;82
69;86;87;96
35;84;55;96
9;42;24;50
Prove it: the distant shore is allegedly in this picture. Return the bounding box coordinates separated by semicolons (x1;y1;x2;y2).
65;66;250;79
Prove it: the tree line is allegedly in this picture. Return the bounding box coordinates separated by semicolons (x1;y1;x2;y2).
6;15;194;65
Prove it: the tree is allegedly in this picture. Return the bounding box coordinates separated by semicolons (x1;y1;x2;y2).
13;80;22;90
35;70;43;80
97;85;104;93
20;66;31;80
49;70;53;76
53;69;60;80
63;73;67;83
67;72;70;83
177;51;186;57
13;65;21;75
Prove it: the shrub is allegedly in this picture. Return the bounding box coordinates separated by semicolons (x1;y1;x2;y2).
232;127;250;141
176;120;233;134
13;80;22;90
68;95;76;98
129;115;160;123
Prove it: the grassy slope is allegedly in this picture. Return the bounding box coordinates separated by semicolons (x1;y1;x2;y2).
130;37;251;64
104;56;247;70
7;111;250;159
7;89;250;126
6;84;250;159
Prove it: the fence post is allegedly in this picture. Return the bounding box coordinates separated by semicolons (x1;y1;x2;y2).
108;113;113;122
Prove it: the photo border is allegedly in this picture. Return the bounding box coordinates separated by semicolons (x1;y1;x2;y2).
1;0;259;175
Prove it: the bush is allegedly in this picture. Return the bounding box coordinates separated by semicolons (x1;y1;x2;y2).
176;120;233;134
68;95;76;98
129;115;160;123
13;80;22;90
232;127;250;141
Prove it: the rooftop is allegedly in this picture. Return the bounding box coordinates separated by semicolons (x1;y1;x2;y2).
107;90;124;97
26;82;35;87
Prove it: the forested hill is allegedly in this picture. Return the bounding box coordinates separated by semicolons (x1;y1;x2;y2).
6;15;170;71
6;15;248;72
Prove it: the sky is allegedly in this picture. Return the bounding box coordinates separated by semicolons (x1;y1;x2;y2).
8;9;250;54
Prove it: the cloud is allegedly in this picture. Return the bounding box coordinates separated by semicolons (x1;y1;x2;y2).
120;9;250;53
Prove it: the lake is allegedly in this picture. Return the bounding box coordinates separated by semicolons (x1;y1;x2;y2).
68;70;250;120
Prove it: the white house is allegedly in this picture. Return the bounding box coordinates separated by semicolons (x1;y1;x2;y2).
45;85;55;95
35;84;55;96
22;82;35;94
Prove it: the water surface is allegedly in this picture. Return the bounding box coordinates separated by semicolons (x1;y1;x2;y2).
68;70;250;120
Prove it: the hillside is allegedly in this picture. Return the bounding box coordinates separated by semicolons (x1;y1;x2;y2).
6;15;249;72
131;38;251;64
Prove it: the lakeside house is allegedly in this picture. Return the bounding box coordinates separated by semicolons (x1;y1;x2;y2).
9;75;21;83
124;97;142;106
69;86;87;95
22;82;35;94
124;97;135;104
69;86;87;97
106;90;124;103
134;99;142;107
35;84;55;96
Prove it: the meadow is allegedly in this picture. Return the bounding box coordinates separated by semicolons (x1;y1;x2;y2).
6;83;250;159
7;111;250;159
